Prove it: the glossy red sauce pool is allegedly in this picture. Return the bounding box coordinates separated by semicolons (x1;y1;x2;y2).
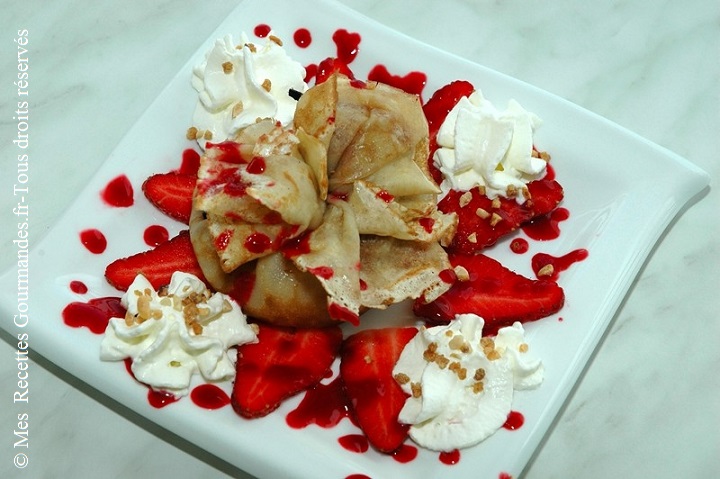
62;296;124;334
532;249;589;281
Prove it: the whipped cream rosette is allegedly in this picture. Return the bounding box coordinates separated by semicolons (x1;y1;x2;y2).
100;272;258;396
190;33;308;149
190;73;457;327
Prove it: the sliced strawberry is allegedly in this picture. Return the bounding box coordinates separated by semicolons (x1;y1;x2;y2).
413;253;564;335
439;178;564;254
105;230;205;291
423;81;564;252
232;323;343;418
142;172;195;224
340;327;418;453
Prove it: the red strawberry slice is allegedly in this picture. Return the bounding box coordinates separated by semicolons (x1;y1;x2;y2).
340;327;419;453
423;81;564;252
105;230;206;291
413;253;564;336
142;172;195;224
439;178;564;254
232;323;343;418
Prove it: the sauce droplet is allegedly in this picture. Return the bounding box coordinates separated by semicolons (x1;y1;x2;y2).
244;232;272;254
246;156;266;174
439;448;461;465
254;24;271;38
69;280;88;294
391;443;418;463
143;224;169;247
148;389;179;409
102;174;134;207
293;27;312;48
376;189;394;203
80;228;107;254
510;237;529;254
338;434;369;453
190;384;231;410
502;410;525;430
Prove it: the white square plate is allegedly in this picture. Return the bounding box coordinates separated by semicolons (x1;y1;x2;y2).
0;0;709;478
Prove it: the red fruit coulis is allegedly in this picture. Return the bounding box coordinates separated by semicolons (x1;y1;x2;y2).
80;228;107;254
510;237;529;254
191;384;231;410
102;174;134;207
148;389;180;408
69;280;88;294
338;434;370;454
419;217;435;234
282;231;312;257
368;64;427;98
244;231;272;254
62;296;124;334
254;23;271;38
215;229;233;252
177;148;201;175
143;224;169;247
303;63;318;83
439;449;461;465
206;141;246;164
532;249;589;281
392;443;418;463
246;156;266;174
333;29;361;65
286;377;351;429
522;207;570;241
346;475;372;479
439;267;457;284
502;410;525;430
293;28;312;48
499;473;513;479
376;189;394;203
328;302;360;325
308;266;334;280
124;359;179;409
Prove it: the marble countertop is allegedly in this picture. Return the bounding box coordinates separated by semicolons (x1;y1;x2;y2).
1;0;717;478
